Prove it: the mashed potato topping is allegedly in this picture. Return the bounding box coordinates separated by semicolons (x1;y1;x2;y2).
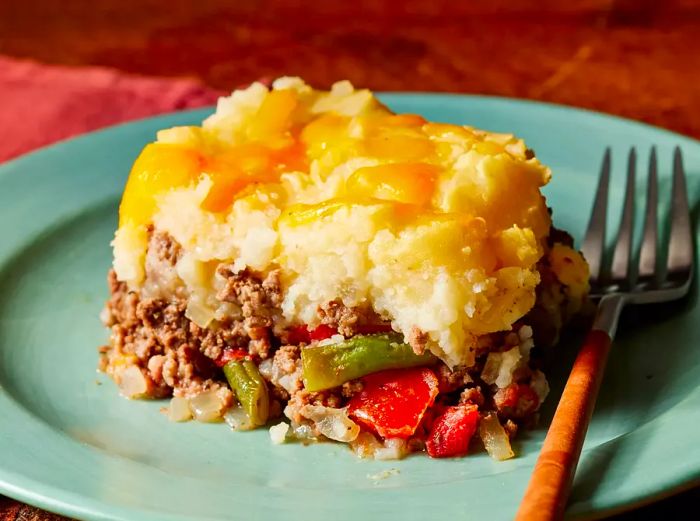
113;77;560;367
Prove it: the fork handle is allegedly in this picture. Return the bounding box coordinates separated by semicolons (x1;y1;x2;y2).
515;329;612;521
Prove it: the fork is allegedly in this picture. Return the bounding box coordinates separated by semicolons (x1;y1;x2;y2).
516;147;694;521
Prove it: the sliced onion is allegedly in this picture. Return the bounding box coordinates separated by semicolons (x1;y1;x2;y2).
278;373;300;395
185;295;215;328
269;422;290;444
290;422;318;443
257;358;274;380
479;413;514;461
300;405;360;442
118;366;148;398
189;390;224;422
480;353;501;385
168;396;192;422
223;404;255;431
374;437;408;461
350;431;383;458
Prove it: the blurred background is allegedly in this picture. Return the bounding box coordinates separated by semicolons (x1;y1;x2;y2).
0;0;699;519
1;0;699;136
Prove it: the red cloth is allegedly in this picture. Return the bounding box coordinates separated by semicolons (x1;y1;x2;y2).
0;55;224;163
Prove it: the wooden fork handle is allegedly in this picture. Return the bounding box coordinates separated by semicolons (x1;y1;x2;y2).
515;329;613;521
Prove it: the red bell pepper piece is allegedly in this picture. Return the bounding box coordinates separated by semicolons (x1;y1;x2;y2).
286;324;338;344
348;367;439;439
426;404;480;458
308;324;338;341
287;325;311;345
215;347;249;367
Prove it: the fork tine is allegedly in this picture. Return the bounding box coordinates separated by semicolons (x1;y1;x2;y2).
582;148;611;285
638;147;658;284
666;147;693;285
610;148;636;286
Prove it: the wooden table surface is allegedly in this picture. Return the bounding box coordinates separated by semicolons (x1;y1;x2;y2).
0;0;699;519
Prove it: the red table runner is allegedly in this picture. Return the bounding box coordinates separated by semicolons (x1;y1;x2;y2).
0;55;222;163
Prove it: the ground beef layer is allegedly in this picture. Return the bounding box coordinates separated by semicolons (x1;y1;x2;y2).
99;230;580;458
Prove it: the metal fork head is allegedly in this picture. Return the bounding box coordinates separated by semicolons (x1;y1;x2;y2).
581;147;694;306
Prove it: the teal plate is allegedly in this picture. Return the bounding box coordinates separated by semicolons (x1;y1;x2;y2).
0;94;699;521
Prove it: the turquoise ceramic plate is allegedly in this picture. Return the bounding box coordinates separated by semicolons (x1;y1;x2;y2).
0;95;699;521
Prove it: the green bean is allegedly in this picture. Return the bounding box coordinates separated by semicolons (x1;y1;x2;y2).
301;333;437;392
223;360;270;426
